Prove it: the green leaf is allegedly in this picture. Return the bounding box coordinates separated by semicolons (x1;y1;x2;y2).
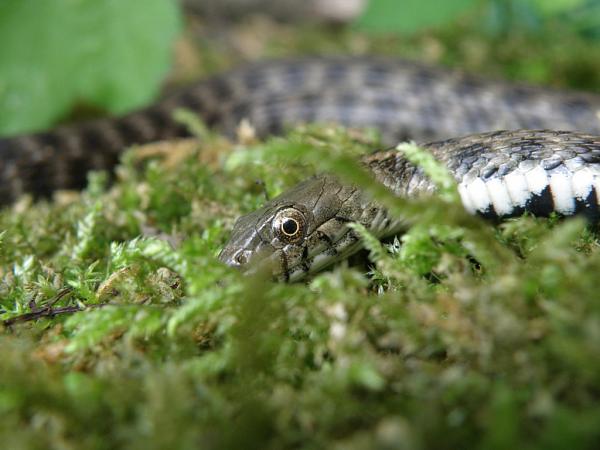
531;0;587;15
0;0;181;136
355;0;478;34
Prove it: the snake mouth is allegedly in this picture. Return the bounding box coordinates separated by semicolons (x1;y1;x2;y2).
223;229;345;281
242;224;362;282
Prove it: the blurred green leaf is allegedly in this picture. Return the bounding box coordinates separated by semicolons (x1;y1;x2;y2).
531;0;587;15
355;0;478;34
0;0;181;136
484;0;600;38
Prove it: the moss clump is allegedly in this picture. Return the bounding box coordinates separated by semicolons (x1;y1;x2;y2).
0;122;600;449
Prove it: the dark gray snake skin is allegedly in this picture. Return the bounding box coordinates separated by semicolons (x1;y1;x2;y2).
3;57;600;278
3;57;600;204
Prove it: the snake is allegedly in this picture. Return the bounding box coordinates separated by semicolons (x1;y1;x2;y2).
3;57;600;279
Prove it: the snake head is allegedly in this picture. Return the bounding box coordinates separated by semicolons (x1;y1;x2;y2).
219;175;372;281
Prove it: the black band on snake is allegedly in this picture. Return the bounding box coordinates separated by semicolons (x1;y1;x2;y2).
2;57;600;279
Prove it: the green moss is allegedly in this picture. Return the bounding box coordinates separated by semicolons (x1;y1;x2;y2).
0;121;599;449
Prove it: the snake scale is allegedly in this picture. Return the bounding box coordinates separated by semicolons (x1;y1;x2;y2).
3;57;600;278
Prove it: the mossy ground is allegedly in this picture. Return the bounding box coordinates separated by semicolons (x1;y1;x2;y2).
2;12;600;450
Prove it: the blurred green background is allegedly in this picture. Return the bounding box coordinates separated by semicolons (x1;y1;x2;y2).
1;0;600;136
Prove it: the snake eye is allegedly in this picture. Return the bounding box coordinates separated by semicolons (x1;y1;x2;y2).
273;207;306;244
281;218;299;236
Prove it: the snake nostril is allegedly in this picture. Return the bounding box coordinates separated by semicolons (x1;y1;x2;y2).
235;250;250;266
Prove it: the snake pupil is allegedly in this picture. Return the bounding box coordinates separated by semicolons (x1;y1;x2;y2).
282;218;298;235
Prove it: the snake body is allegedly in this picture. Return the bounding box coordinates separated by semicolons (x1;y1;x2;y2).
3;57;600;203
3;57;600;277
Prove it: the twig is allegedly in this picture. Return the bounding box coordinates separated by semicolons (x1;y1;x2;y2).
3;305;85;327
47;288;74;308
2;288;104;327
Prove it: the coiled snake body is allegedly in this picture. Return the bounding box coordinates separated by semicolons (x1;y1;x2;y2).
2;58;600;278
